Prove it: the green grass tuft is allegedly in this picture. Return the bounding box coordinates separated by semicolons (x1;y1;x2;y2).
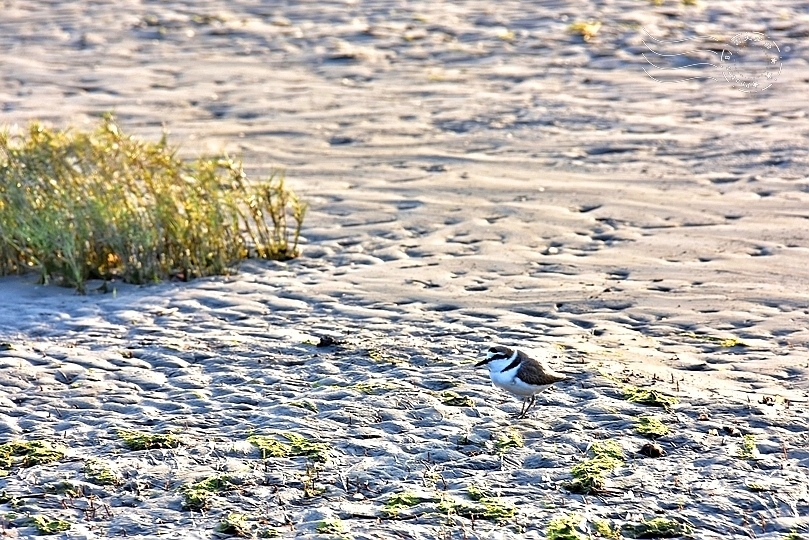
623;386;678;410
568;440;625;494
117;429;182;450
30;515;71;535
547;513;587;540
623;517;693;538
635;416;670;439
0;441;66;470
0;115;306;292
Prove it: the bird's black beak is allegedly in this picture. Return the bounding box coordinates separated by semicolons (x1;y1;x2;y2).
475;358;490;367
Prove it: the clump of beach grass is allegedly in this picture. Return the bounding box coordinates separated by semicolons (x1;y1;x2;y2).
0;440;66;470
568;440;625;494
117;429;182;450
0;115;306;292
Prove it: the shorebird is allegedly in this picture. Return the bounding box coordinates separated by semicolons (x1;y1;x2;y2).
475;345;566;419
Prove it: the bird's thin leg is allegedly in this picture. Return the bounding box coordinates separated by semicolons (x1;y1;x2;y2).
514;399;527;419
525;395;537;415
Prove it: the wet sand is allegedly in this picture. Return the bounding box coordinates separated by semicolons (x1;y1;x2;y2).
1;1;808;538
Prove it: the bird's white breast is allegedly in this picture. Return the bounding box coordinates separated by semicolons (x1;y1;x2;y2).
485;356;533;398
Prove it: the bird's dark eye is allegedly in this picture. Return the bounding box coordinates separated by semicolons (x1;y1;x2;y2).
488;347;498;353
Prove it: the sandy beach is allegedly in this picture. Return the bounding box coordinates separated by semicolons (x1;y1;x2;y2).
1;0;808;538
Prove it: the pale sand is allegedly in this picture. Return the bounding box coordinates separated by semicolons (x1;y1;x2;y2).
1;1;809;538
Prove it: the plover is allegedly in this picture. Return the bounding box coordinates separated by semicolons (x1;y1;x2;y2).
475;345;566;418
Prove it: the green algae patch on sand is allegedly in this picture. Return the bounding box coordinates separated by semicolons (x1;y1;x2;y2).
181;475;239;511
438;498;515;523
440;391;474;407
593;519;622;539
568;21;601;41
547;513;587;540
494;428;524;455
30;515;71;535
289;400;318;413
635;416;670;439
438;489;516;523
737;434;760;460
217;513;251;537
382;492;439;518
623;517;693;538
247;432;331;462
623;386;678;410
281;432;331;462
679;332;748;348
316;518;348;537
43;481;82;498
567;440;625;495
83;459;120;486
247;435;290;459
0;441;66;470
117;429;182;450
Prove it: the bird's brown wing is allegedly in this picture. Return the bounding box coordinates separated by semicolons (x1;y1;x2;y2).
516;351;566;385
